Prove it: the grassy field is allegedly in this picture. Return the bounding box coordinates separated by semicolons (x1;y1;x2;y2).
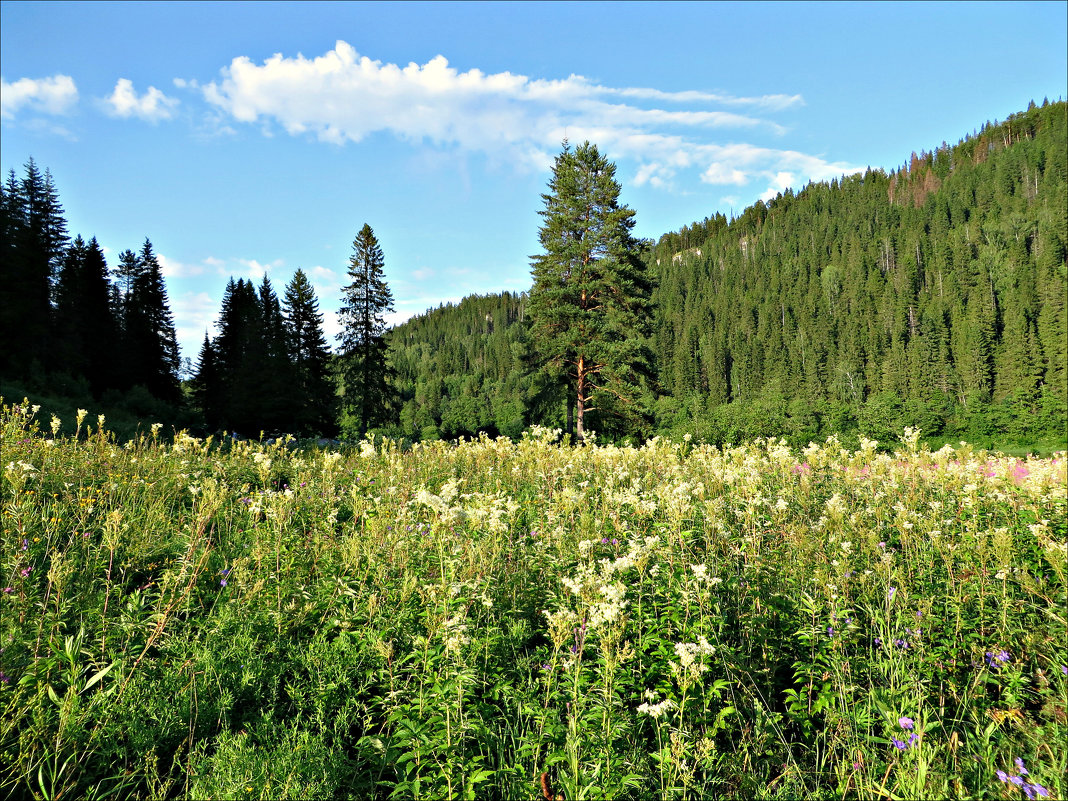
1;400;1065;800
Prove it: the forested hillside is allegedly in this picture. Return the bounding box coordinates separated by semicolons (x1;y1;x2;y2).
389;100;1067;446
389;292;531;440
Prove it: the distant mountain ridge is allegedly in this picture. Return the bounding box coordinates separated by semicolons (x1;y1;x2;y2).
388;100;1067;445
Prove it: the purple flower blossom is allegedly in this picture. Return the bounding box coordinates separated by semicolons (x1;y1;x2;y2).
219;579;228;587
1062;665;1067;676
1015;758;1028;776
891;737;907;750
1010;775;1024;787
1;588;12;594
21;539;28;551
997;771;1009;783
0;671;8;684
888;586;896;600
19;567;31;578
898;717;914;730
908;733;919;745
827;626;834;637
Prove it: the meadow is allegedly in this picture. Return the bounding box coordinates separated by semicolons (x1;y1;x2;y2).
1;399;1065;800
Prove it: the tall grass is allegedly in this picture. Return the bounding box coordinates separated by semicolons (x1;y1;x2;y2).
1;401;1065;799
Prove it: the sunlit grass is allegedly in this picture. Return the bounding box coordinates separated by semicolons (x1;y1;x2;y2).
2;400;1065;800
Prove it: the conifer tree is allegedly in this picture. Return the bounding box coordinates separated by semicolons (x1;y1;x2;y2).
190;334;222;429
54;235;118;394
125;239;181;401
283;269;337;435
528;141;655;440
337;224;397;438
0;160;69;377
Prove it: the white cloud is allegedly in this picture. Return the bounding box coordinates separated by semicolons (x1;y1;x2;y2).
237;257;285;280
203;42;806;171
759;171;796;202
199;42;864;197
1;74;78;120
701;162;748;185
158;253;207;279
104;78;179;122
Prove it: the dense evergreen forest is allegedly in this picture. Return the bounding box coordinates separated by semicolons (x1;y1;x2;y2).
0;160;186;429
2;100;1065;448
389;100;1067;447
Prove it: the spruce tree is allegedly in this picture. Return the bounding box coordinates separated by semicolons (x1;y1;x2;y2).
528;141;655;441
0;160;69;378
337;224;397;438
53;235;118;394
191;334;222;429
125;239;181;401
283;269;337;435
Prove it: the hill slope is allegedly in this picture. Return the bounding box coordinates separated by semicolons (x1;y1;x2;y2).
388;100;1067;446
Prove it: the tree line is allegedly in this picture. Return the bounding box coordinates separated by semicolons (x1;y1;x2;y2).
1;160;182;413
3;99;1065;446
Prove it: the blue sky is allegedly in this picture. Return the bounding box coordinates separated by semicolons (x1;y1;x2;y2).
2;1;1066;365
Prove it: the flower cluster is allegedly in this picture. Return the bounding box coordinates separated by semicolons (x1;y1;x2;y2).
890;716;920;750
996;758;1048;799
985;649;1011;667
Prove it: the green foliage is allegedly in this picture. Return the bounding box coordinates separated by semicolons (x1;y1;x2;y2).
1;400;1065;799
388;292;531;441
650;101;1067;447
528;141;656;441
338;224;399;439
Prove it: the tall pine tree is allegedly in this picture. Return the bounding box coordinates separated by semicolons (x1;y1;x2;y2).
337;224;397;438
528;141;655;441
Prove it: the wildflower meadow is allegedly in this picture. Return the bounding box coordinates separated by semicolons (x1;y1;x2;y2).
1;399;1065;800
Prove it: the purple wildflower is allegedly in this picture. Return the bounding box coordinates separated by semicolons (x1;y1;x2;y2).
1015;758;1028;776
888;586;896;600
997;771;1009;783
908;733;919;745
19;567;31;577
1;588;12;594
827;626;834;637
1031;784;1049;798
220;579;228;587
1010;775;1024;787
898;717;914;730
1062;665;1067;676
0;671;8;684
891;737;907;750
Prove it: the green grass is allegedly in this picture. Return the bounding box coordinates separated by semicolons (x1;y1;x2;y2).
2;404;1065;800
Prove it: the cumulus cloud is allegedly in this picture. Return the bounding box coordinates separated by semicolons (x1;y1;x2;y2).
1;74;78;120
105;78;179;122
197;42;865;197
